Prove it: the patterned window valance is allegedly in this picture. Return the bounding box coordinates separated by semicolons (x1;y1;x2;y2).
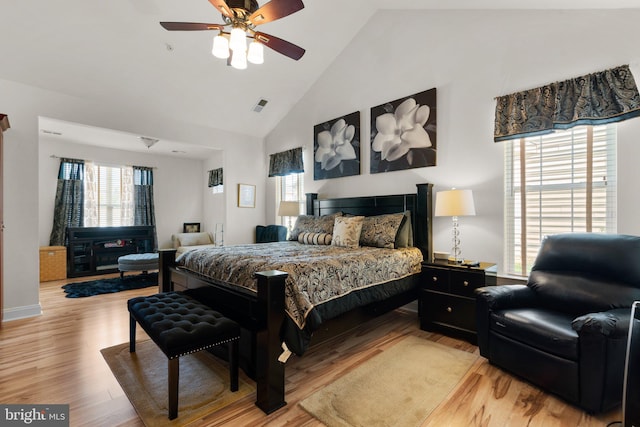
208;167;223;187
494;65;640;142
268;147;304;177
58;157;85;180
133;166;153;186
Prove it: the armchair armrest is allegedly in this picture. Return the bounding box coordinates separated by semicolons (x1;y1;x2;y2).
475;284;537;358
572;308;631;338
572;307;632;412
475;284;537;310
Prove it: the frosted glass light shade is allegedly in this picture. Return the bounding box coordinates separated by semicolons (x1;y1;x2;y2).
212;34;229;58
230;50;247;69
247;41;264;64
435;189;476;217
229;27;247;52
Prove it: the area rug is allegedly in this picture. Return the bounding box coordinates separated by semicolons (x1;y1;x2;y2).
62;272;158;297
299;335;477;427
101;340;254;427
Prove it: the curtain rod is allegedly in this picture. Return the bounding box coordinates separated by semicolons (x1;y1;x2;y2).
49;154;157;169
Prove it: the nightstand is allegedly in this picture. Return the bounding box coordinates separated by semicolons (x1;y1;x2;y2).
419;261;497;344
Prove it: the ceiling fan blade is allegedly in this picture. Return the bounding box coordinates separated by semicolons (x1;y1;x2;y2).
208;0;233;18
254;31;305;60
249;0;304;26
160;22;224;31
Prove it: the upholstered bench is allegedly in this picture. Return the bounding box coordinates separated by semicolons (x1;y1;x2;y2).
117;252;159;279
127;292;240;420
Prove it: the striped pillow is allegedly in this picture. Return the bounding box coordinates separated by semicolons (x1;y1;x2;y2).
298;232;332;245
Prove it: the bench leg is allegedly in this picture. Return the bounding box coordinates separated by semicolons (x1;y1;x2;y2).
168;357;179;420
129;316;136;353
229;339;239;392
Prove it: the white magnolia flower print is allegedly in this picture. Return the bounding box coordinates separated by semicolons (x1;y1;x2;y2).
372;97;432;162
315;119;357;171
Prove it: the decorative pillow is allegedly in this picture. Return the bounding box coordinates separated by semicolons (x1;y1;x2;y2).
359;213;405;249
331;216;364;248
178;232;213;247
298;232;332;245
394;210;414;248
289;212;343;241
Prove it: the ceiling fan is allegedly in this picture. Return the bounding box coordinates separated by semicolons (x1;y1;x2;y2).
160;0;305;69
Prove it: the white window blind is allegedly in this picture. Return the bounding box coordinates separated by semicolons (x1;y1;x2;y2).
97;165;123;227
504;124;617;275
278;173;304;230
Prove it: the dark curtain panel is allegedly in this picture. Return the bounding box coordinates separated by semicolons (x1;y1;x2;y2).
49;158;84;246
268;147;304;177
133;166;157;249
494;65;640;142
208;167;223;187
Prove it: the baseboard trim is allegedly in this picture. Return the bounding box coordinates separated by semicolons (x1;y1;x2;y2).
2;304;43;322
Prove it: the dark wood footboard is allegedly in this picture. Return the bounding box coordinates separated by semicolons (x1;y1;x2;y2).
158;248;289;414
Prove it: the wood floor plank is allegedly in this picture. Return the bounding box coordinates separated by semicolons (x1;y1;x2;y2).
0;274;623;426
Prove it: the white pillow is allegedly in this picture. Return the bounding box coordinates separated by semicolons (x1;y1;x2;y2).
331;216;364;248
177;232;213;246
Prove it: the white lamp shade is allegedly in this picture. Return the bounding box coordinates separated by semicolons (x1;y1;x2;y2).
435;189;476;217
278;201;300;217
212;34;230;58
229;27;247;52
247;41;264;64
230;49;247;70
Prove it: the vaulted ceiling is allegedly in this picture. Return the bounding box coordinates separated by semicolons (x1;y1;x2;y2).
2;0;638;154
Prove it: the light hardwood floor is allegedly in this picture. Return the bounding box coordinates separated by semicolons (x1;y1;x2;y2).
0;274;622;426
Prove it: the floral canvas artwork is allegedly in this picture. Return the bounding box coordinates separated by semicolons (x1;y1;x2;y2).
370;88;437;173
314;111;360;180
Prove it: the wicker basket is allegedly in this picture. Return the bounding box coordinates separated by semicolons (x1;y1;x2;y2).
40;246;67;282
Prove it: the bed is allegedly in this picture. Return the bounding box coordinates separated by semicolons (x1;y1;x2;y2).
158;183;433;413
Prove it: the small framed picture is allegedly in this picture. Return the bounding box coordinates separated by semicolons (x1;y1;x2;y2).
183;222;200;233
238;183;256;208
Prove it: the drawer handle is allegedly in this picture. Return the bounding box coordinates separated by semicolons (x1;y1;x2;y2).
432;276;438;282
463;280;469;286
447;307;452;313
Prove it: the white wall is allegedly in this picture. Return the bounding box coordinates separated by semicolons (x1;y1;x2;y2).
265;9;640;275
1;78;265;321
38;139;210;249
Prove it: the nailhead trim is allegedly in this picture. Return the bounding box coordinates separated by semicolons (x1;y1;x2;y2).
169;336;240;360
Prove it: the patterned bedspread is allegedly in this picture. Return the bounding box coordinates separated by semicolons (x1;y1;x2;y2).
176;241;423;331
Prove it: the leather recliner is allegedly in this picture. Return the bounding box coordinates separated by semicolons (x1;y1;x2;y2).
475;232;640;413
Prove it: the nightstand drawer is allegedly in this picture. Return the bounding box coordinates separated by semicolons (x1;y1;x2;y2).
450;270;485;298
423;291;476;333
421;267;450;292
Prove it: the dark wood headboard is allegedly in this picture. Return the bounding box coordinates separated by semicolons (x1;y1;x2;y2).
304;183;433;262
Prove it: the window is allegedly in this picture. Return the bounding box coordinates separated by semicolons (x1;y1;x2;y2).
97;165;123;226
504;124;617;275
84;163;134;227
277;173;304;230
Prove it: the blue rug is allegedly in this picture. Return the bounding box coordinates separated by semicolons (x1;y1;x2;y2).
62;272;158;298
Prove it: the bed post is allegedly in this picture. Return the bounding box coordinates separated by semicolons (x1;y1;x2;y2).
416;183;433;263
306;193;318;215
254;270;288;414
158;249;177;293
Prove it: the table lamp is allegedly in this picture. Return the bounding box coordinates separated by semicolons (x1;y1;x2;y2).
278;201;300;236
435;189;476;263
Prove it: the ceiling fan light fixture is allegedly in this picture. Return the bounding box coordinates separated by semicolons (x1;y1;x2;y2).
247;41;264;64
212;34;230;58
230;49;248;70
229;27;247;52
